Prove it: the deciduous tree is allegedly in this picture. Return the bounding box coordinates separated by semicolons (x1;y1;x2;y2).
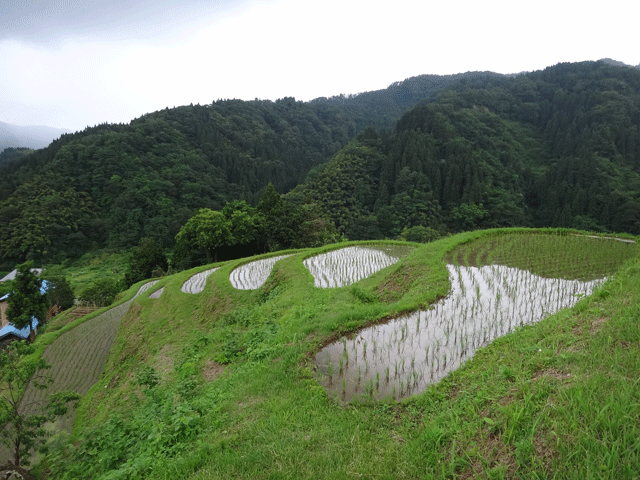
6;262;47;339
124;238;168;287
0;343;79;472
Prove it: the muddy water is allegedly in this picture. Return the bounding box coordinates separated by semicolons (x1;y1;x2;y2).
315;264;604;402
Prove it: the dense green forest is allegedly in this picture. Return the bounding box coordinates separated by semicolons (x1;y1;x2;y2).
0;147;33;167
0;72;491;267
290;61;640;238
0;100;360;265
1;61;640;269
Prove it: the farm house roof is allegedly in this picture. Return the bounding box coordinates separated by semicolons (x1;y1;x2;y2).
0;280;49;299
0;268;43;282
0;318;40;341
0;280;49;341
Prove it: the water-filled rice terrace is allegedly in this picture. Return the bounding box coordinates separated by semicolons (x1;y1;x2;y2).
315;233;637;402
181;268;219;294
304;245;414;288
230;255;292;290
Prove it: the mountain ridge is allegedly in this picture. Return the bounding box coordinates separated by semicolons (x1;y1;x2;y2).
0;121;71;152
1;60;639;267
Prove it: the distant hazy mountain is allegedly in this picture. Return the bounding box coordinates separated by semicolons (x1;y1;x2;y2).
599;58;640;70
0;121;71;151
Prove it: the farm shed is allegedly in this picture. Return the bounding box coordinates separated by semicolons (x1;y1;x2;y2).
0;268;43;282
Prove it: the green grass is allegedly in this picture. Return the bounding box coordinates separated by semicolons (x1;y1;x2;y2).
43;249;128;297
32;230;640;479
447;229;637;280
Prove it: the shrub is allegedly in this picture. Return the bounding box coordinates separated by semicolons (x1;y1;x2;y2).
79;278;120;307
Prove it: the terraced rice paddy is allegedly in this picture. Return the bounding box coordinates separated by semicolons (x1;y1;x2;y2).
315;233;637;402
229;255;292;290
181;268;218;294
149;287;164;299
137;280;158;295
316;264;604;402
304;245;411;288
448;233;636;280
17;282;157;435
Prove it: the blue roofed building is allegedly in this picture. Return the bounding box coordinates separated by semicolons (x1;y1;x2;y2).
0;280;49;349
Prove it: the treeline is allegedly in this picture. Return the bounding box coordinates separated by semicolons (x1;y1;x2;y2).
310;71;503;127
2;61;640;269
291;61;640;238
0;147;33;167
0;71;496;267
171;184;336;271
0;99;368;266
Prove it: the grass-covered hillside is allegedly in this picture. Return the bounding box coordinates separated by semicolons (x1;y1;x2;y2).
16;229;636;479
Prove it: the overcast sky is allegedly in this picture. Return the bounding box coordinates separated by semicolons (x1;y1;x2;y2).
1;0;637;132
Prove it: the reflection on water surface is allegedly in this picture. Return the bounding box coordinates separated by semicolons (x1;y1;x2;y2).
315;264;604;402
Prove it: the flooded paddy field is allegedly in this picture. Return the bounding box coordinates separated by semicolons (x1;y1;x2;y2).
304;245;413;288
181;268;219;294
315;233;637;402
230;255;292;290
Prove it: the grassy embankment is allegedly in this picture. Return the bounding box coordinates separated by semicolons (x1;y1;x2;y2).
36;229;639;479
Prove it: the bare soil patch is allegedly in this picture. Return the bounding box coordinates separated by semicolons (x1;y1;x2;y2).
202;359;225;382
590;316;608;333
532;368;571;382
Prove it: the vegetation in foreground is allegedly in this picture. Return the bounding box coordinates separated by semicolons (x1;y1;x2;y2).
17;229;635;479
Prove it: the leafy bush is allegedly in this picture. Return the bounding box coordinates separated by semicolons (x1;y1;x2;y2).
79;278;121;307
398;225;441;243
124;238;168;287
45;275;76;311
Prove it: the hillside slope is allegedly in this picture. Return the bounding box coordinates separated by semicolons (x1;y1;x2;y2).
0;72;500;265
34;230;639;479
291;61;640;237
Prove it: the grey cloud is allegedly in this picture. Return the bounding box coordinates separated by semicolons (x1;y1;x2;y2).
0;0;246;44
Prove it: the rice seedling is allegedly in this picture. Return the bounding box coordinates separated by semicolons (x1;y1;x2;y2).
315;233;632;402
17;282;157;435
181;268;219;294
229;255;292;290
304;246;407;288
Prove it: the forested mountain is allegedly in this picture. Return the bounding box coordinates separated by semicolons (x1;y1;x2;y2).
290;61;640;238
0;147;33;167
1;60;639;268
0;100;355;265
0;121;70;152
0;71;497;266
310;71;504;130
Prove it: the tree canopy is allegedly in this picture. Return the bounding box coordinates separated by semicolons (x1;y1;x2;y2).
6;262;47;338
2;61;640;267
